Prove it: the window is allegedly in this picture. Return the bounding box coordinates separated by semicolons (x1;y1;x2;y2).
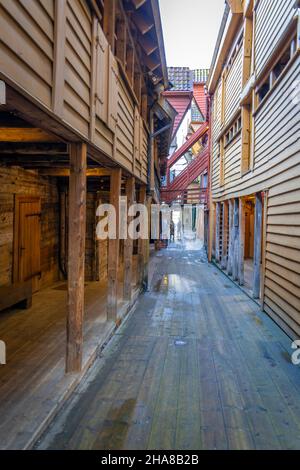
201;172;208;189
273;48;290;80
224;115;242;148
255;32;297;106
257;79;270;103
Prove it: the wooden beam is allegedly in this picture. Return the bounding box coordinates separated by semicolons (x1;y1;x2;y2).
227;0;243;14
143;54;160;72
123;176;135;301
66;143;87;373
139;35;158;56
253;192;262;299
242;16;253;86
0;142;67;154
103;0;116;51
52;0;66;116
116;17;127;65
131;0;147;8
241;105;251;174
38;168;112;177
107;168;122;321
0;128;58;142
132;10;154;35
0;81;6;105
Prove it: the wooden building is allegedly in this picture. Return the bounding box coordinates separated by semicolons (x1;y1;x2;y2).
0;0;174;375
208;0;300;337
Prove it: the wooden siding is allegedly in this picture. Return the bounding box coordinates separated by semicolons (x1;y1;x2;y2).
0;0;54;107
224;136;242;188
224;46;242;125
255;0;296;77
210;3;300;336
211;80;222;193
0;0;149;183
211;59;300;200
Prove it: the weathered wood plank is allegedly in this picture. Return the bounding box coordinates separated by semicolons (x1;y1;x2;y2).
107;168;121;321
66;142;87;373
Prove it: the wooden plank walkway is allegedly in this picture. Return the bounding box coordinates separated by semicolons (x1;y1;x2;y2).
37;243;300;450
0;259;140;449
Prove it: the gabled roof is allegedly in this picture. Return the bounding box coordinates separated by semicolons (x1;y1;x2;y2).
163;90;193;139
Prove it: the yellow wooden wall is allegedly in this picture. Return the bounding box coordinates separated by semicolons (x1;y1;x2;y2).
210;0;300;336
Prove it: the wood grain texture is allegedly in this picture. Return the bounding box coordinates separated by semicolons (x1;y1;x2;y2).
37;243;300;450
66;142;87;373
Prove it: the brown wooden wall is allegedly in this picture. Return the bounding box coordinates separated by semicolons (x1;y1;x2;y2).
0;0;150;182
0;166;59;289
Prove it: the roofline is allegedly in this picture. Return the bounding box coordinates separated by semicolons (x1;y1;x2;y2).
207;2;244;93
207;2;230;91
162;90;193;97
151;0;169;89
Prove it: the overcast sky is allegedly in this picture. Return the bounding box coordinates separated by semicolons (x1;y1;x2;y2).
159;0;226;69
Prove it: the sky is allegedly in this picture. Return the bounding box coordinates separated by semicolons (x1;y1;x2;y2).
159;0;226;69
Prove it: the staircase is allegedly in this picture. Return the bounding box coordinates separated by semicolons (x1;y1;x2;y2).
161;146;209;205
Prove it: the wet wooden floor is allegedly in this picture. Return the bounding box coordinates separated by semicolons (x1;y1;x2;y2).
38;243;300;450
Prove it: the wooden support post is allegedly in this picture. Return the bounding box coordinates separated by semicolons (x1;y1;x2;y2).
66;143;87;373
107;168;122;321
143;194;152;288
137;186;146;286
260;191;268;310
253;192;262;299
215;202;221;262
238;198;245;285
227;199;234;275
232;198;239;281
221;201;229;270
123;177;135;301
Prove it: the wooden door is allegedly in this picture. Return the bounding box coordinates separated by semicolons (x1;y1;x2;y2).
14;196;41;292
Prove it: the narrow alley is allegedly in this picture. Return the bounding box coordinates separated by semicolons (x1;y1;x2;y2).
37;243;300;451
